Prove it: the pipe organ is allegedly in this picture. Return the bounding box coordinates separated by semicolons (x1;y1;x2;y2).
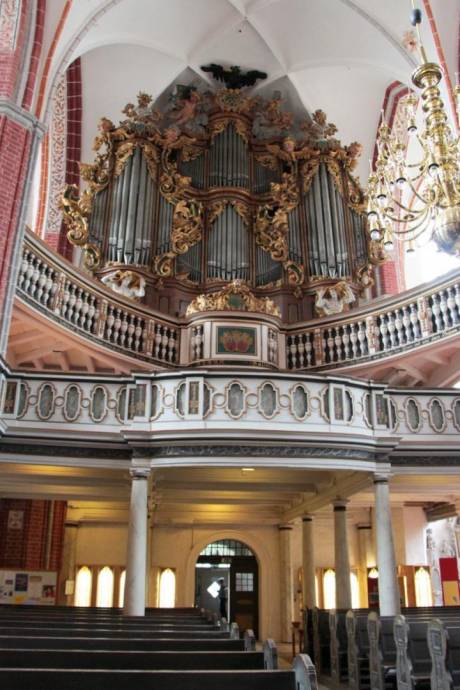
63;82;376;321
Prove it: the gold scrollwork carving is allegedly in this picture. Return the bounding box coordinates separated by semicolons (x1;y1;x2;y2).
208;201;225;226
254;153;278;171
171;199;204;255
153;198;204;277
214;88;256;114
254;172;299;264
186;279;280;317
61;185;89;246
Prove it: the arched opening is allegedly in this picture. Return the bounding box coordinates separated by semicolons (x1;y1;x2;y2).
195;539;259;637
159;568;176;608
96;566;114;607
75;566;92;607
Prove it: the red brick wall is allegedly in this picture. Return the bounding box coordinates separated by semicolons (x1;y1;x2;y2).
0;499;67;571
0;116;32;319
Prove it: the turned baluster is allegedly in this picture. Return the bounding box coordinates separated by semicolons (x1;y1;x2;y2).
154;325;162;359
289;337;298;369
379;315;389;350
161;329;169;360
297;336;305;368
36;263;47;304
168;330;176;362
349;323;358;357
105;306;115;342
18;250;29;291
446;286;458;324
73;288;83;325
66;284;77;322
387;312;398;348
305;335;313;367
341;326;351;360
431;295;443;332
126;315;135;349
334;329;343;362
454;284;460;314
356;321;367;356
438;289;450;328
78;294;89;330
134;318;143;352
401;306;411;342
23;252;36;294
44;268;55;308
112;309;122;345
118;311;129;347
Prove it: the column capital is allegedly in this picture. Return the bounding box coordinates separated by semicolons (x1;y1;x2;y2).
357;523;372;530
374;473;391;484
333;498;349;511
302;514;314;522
278;523;294;531
130;467;150;480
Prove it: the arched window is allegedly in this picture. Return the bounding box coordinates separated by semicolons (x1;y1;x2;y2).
118;570;126;608
96;566;114;607
323;569;336;609
75;566;92;607
159;568;176;608
415;566;433;606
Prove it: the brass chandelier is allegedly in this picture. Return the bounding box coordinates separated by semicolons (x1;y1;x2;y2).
366;4;460;255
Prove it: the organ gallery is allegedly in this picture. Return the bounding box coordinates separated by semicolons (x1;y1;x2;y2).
62;70;376;322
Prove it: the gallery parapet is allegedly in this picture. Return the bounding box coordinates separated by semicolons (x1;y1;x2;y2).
17;229;460;371
1;368;460;468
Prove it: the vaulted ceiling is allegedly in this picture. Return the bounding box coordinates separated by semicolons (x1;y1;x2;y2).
38;0;459;183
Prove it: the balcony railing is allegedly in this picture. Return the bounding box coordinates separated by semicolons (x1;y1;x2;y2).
286;273;460;370
18;231;179;366
17;230;460;371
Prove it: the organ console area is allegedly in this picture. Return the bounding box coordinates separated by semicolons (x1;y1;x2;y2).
62;77;377;323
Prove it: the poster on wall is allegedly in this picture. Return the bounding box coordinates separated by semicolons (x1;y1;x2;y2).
0;570;57;605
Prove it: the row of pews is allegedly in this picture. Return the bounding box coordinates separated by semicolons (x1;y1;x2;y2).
0;605;318;689
304;605;460;690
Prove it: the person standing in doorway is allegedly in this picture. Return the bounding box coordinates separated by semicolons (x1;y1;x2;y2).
218;577;228;619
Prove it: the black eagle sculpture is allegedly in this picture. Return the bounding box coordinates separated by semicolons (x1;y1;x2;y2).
201;64;267;89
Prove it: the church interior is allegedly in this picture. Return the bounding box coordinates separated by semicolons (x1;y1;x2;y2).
1;1;460;688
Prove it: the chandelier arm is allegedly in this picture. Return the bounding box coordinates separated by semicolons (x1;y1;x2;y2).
383;196;429;217
390;210;431;236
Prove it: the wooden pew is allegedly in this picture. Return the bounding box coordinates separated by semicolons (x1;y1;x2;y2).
329;609;349;683
394;615;431;690
427;618;460;690
302;608;315;663
0;635;247;651
312;608;330;675
0;625;229;638
346;610;370;690
0;648;268;671
0;653;318;690
368;610;460;690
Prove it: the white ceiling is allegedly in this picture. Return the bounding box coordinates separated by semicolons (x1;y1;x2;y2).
40;0;458;183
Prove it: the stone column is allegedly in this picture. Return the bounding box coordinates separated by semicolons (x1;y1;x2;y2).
333;500;352;609
58;521;78;605
124;468;150;616
357;523;374;608
302;515;316;609
374;475;400;615
279;523;294;642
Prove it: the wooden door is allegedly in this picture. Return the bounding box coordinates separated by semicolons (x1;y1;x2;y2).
230;556;259;638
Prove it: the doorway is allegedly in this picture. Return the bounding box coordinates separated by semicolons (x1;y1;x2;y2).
195;539;259;637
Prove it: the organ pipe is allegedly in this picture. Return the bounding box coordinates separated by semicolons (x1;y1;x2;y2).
66;88;370;312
